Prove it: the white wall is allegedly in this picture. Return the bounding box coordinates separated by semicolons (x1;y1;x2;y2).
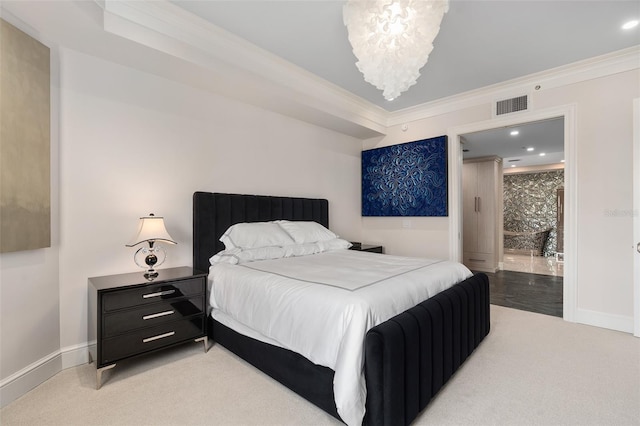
362;103;489;258
0;245;61;404
362;69;640;329
536;71;637;321
1;44;363;405
0;12;61;406
56;48;363;351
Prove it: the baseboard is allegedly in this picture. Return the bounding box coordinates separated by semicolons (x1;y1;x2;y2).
0;342;90;409
61;342;91;369
574;308;634;334
0;351;62;408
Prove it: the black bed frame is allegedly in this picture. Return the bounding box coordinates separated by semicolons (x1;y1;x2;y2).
193;192;490;426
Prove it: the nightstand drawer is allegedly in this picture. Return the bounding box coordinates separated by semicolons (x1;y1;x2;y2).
101;317;204;364
103;296;205;337
350;242;383;253
102;278;204;311
89;267;209;387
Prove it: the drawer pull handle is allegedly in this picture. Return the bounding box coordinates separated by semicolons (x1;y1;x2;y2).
469;258;486;262
143;310;175;320
142;289;175;299
143;331;175;343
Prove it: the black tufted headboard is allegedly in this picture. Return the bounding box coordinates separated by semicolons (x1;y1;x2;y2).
192;192;329;273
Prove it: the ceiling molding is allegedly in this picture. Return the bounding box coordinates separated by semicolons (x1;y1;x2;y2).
504;163;565;175
387;45;640;128
22;0;636;140
97;0;387;139
93;1;639;139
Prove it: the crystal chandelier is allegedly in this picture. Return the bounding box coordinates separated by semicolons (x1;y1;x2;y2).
343;0;449;101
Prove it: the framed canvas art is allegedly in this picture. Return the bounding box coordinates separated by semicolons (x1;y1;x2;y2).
0;19;51;252
362;136;448;217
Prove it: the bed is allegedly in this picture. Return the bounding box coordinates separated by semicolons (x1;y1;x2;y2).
193;191;490;426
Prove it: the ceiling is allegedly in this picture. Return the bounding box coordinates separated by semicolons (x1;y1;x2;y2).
170;0;640;112
167;0;637;167
1;0;638;143
461;117;565;169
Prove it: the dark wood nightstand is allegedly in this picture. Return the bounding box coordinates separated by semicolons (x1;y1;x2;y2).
88;266;208;389
349;242;384;254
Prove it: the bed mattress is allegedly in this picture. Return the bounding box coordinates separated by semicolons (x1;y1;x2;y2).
209;249;472;426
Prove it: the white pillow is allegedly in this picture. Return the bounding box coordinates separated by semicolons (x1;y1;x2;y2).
236;246;286;264
278;221;338;244
219;222;294;250
317;238;352;251
210;238;353;266
210;248;242;265
210;246;287;265
282;242;323;257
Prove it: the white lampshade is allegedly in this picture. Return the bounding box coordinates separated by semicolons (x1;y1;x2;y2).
126;214;177;247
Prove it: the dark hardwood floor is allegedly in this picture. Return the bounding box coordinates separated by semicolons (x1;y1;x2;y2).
477;270;563;318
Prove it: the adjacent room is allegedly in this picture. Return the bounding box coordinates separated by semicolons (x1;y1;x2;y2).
461;118;565;318
1;1;638;425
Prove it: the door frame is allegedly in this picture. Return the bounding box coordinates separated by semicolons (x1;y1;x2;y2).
633;98;639;337
448;104;577;322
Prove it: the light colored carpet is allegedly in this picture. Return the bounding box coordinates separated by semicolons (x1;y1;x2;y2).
2;305;639;425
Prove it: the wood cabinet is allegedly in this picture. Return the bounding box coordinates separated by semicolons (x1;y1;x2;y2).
463;157;503;272
88;266;208;388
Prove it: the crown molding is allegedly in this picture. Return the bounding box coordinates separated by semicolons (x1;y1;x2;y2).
387;45;640;127
97;0;387;139
85;2;640;138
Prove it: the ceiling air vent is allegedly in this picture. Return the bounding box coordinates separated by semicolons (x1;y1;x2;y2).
495;95;528;116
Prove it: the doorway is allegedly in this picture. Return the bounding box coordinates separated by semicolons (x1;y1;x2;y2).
460;118;564;317
449;105;577;321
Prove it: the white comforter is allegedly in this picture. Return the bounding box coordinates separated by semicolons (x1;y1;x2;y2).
209;249;472;426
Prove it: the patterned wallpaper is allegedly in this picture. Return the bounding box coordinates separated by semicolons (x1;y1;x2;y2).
503;170;564;256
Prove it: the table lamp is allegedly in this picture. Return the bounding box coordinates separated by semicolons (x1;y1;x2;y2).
126;213;177;279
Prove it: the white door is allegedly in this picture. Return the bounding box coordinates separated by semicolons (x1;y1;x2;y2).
633;98;640;337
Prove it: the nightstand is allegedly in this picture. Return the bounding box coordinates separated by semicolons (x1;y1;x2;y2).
88;266;208;389
349;242;384;254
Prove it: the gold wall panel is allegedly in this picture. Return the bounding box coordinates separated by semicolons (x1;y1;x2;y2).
0;18;51;253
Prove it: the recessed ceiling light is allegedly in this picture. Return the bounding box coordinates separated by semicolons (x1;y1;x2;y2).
526;147;534;152
622;20;639;30
539;152;546;156
510;165;516;168
510;130;519;136
561;159;565;163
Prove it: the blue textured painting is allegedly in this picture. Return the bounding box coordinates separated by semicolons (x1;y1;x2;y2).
362;136;448;216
